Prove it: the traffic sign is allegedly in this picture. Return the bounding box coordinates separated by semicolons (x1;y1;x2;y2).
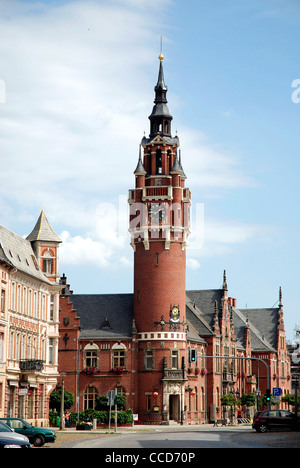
272;387;282;397
107;389;117;406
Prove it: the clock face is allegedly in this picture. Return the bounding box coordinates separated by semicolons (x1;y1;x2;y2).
148;203;166;223
170;306;180;322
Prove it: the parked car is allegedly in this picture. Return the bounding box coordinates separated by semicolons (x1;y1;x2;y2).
253;410;300;433
0;418;55;447
0;421;31;448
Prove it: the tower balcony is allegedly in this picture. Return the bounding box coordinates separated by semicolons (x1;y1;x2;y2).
162;368;187;381
142;186;173;201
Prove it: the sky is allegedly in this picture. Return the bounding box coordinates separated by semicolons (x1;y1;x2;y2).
0;0;299;341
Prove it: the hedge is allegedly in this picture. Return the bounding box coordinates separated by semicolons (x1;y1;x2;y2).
50;408;133;426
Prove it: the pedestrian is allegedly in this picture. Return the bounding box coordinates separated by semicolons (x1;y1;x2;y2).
65;411;71;428
237;409;242;424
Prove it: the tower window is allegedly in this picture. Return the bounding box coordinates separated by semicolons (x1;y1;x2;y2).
156;149;162;174
155;253;159;265
144;349;154;370
42;250;53;274
171;350;179;369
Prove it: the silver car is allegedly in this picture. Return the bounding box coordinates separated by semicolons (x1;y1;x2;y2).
0;420;31;448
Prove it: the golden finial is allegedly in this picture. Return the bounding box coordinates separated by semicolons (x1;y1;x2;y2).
159;35;164;62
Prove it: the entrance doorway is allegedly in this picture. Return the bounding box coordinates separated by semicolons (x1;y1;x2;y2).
169;395;180;422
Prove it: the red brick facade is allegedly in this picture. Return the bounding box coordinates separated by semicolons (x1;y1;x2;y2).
57;56;291;425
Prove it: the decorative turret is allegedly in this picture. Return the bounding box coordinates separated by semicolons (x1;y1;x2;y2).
27;210;61;283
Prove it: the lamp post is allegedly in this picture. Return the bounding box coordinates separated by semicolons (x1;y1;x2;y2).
60;373;66;431
256;388;261;412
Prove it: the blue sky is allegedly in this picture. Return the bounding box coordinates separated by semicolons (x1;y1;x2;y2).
0;0;299;340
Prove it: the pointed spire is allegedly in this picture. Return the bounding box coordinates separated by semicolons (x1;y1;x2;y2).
279;286;283;308
27;210;62;243
170;149;182;174
149;44;173;139
134;144;146;175
223;270;228;291
213;300;219;331
178;149;186;179
156;35;167;93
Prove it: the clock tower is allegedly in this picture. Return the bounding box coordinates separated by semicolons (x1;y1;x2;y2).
129;52;191;423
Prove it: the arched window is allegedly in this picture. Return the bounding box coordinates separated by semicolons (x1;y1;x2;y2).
156;149;162;174
111;343;127;369
42;250;53;274
84;343;99;368
167;149;172;172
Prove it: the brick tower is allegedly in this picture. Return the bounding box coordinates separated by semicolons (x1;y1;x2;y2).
129;52;191;423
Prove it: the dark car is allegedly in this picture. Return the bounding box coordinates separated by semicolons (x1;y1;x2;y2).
0;421;31;448
0;418;55;447
253;410;300;433
0;436;31;449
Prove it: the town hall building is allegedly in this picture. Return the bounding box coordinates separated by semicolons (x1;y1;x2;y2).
58;53;291;424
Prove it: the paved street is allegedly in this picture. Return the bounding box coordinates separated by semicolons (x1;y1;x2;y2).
59;425;268;449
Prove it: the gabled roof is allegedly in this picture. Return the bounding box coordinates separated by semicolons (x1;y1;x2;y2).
236;308;279;352
186;289;223;332
26;211;62;243
0;224;52;284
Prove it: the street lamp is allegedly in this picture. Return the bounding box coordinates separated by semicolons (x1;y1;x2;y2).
256;388;261;411
60;373;66;431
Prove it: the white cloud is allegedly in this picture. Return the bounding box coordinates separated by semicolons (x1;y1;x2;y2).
0;0;168;225
189;217;270;258
0;0;264;276
179;127;256;190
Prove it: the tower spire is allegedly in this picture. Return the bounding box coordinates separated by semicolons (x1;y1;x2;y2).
148;42;173;139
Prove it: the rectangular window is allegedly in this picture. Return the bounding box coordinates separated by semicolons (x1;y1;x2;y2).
11;283;15;311
145;349;154;370
0;289;5;315
50;295;55;321
112;350;125;368
17;285;21;312
171;350;179;369
43;259;53;274
86;351;98;368
49;338;54;364
0;333;4;362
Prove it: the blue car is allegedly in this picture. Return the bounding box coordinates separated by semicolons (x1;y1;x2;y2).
0;421;31;448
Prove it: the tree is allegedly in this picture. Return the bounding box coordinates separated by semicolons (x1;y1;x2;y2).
281;394;300;407
240;393;256;407
221;393;237;407
50;389;75;412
